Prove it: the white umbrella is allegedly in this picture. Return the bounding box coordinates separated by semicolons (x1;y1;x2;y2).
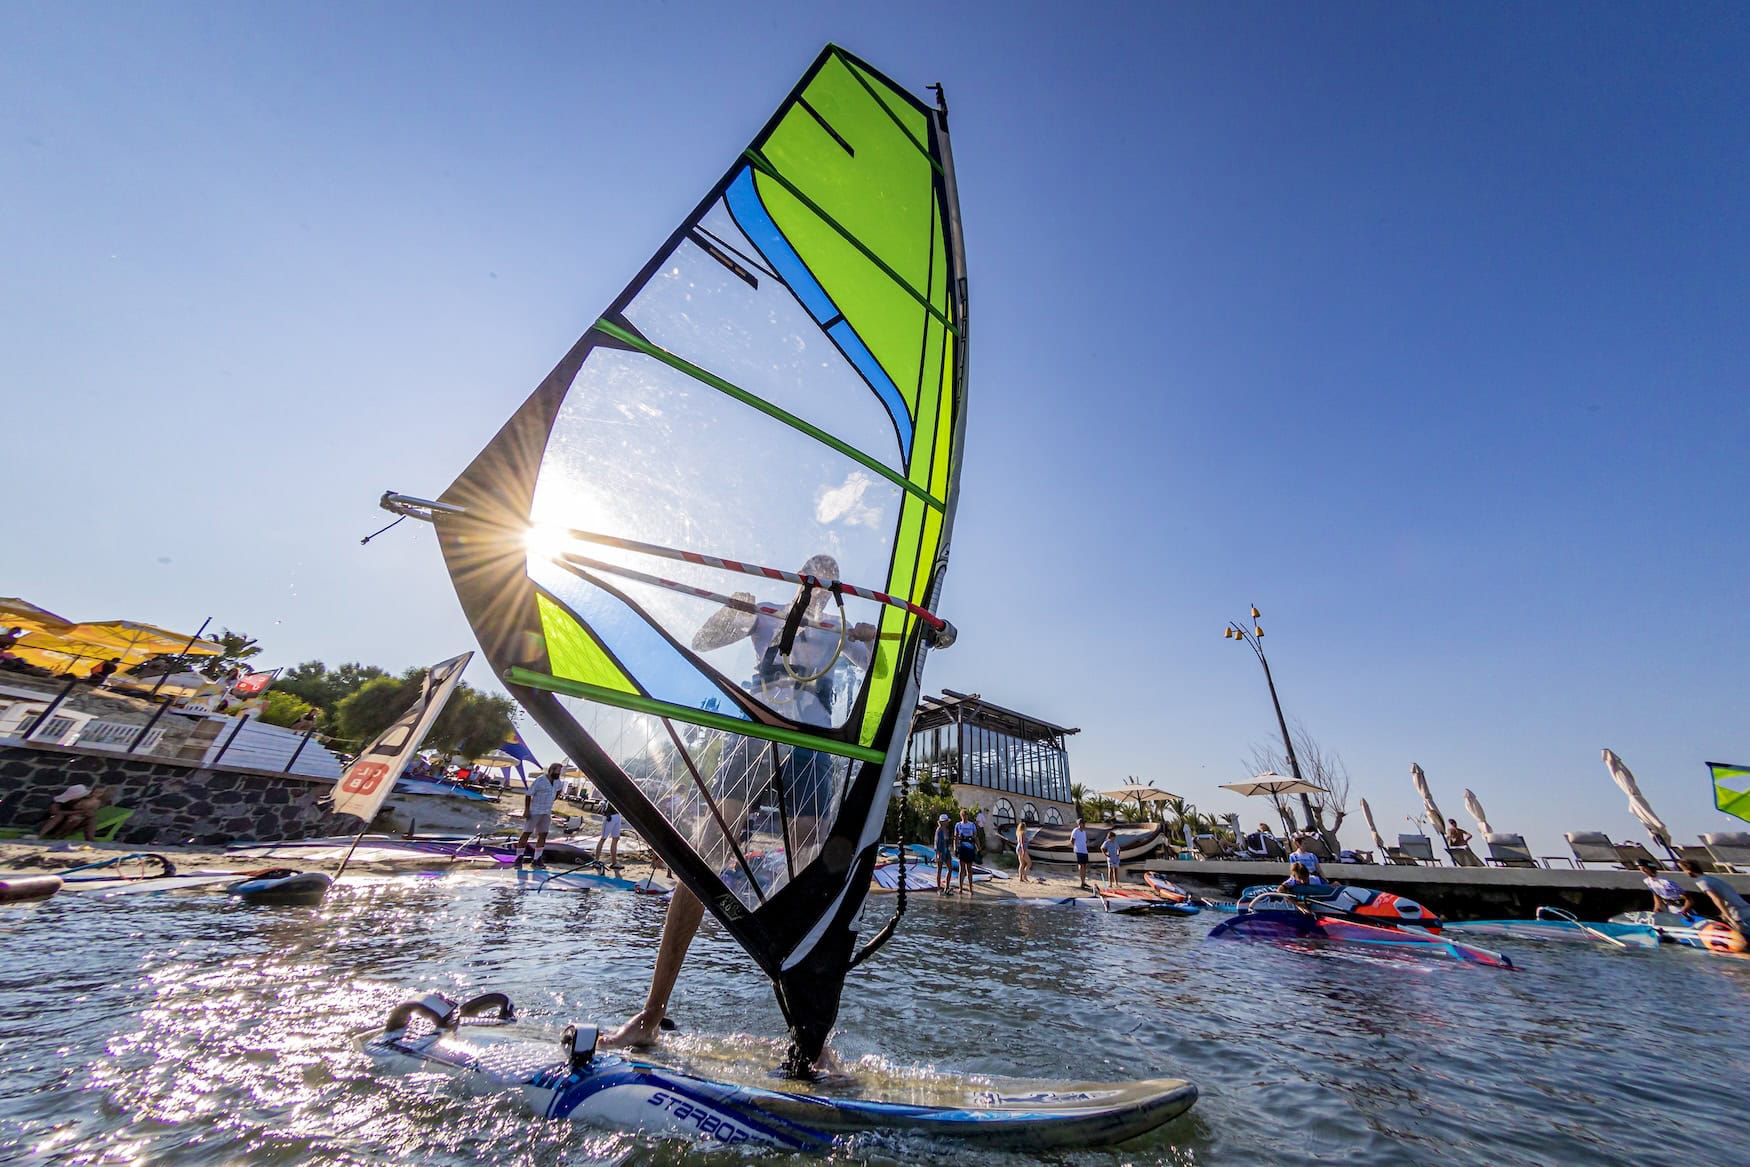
1463;789;1492;837
1102;782;1176;820
1410;763;1445;834
1602;749;1675;857
1219;773;1326;798
1359;797;1388;855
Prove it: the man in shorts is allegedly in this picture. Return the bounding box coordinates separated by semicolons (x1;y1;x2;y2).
933;813;953;893
514;762;562;868
594;799;624;869
954;809;979;896
1072;817;1090;890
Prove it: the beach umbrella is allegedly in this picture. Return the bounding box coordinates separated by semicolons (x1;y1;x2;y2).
1102;782;1176;820
1410;763;1445;835
1463;789;1493;837
1359;798;1388;855
0;598;75;635
1221;773;1325;835
1602;749;1677;861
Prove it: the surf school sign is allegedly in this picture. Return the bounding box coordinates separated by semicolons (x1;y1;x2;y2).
331;652;472;822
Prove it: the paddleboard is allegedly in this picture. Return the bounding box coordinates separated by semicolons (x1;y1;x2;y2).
1209;911;1515;968
362;993;1196;1150
1446;918;1660;948
1095;887;1200;916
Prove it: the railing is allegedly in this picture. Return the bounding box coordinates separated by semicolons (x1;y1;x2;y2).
73;720;166;753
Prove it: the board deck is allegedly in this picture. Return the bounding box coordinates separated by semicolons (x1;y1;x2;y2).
365;1026;1195;1150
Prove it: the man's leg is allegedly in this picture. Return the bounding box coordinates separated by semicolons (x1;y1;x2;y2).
601;884;705;1047
532;829;549;866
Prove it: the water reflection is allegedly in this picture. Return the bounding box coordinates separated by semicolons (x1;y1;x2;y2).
0;875;1746;1165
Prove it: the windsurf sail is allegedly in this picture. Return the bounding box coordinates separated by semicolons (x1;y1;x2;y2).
398;46;968;1071
1709;762;1750;825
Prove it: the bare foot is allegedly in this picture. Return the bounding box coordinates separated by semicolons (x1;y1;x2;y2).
599;1008;666;1049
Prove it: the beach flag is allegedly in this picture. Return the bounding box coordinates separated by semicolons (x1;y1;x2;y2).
502;729;540;780
1709;762;1750;825
231;670;275;696
333;652;471;822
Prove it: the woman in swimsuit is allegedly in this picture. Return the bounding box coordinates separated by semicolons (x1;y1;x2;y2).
1014;821;1032;883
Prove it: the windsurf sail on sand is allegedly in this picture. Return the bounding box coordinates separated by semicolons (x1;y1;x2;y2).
385;45;967;1071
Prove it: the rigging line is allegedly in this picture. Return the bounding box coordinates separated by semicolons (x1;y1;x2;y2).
741;149;960;338
592;318;946;512
546;509;953;635
551;550;902;640
832;53;941;173
658;717;770;907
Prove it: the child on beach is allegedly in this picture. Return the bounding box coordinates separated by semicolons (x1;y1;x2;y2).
1102;828;1122;887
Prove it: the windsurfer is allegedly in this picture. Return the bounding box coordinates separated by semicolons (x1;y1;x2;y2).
954;809;978;895
1678;858;1750;942
1278;861;1329;894
603;556;879;1060
1072;819;1090;889
933;813;953;892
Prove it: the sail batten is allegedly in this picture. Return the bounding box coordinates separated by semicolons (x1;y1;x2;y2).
426;45;966;1073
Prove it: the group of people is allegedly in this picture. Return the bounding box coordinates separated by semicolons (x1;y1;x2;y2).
931;810;981;894
1639;857;1750;944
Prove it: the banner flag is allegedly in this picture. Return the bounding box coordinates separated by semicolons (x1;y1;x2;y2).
332;653;472;822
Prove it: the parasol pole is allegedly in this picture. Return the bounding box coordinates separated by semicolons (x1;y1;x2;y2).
1225;609;1316;834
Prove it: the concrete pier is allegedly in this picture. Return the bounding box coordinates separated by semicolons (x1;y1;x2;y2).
1136;858;1750;922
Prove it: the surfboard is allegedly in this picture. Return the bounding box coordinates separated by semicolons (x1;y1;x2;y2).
363;998;1196;1150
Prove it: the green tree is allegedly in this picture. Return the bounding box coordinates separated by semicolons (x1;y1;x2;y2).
257;689;316;729
330;669;515;758
1068;782;1088;818
133;626;262;680
276;660;389;714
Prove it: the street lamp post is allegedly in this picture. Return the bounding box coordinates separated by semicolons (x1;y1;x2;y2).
1224;606;1316;833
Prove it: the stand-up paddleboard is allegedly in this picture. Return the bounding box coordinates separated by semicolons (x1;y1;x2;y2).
363;992;1196;1150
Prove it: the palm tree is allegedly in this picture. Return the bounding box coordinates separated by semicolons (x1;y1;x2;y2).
1068;782;1088;818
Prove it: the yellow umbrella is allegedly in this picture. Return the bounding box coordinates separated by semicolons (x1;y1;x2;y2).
11;620;224;675
0;598;75;635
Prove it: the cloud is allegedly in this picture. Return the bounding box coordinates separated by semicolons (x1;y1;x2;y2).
815;471;883;528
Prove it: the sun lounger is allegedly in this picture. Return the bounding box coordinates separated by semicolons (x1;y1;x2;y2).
1676;844;1724;874
1701;832;1750;872
1303;837;1336;862
1565;831;1624;868
1192;835;1240;860
1613;841;1661;869
1396;834;1436;864
1382;846;1418;865
1484;833;1540;868
1446;845;1485;867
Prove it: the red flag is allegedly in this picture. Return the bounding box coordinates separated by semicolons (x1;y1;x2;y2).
231;671;274;696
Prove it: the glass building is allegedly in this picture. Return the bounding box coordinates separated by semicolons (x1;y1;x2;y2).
906;689;1079;826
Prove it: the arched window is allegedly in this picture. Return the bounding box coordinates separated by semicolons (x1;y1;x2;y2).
993;798;1015;825
1045;806;1063;824
1022;803;1039;823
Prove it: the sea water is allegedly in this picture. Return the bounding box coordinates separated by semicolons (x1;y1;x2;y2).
1;868;1745;1166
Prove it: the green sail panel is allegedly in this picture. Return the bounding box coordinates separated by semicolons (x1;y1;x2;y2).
429;45;967;1072
1710;762;1750;825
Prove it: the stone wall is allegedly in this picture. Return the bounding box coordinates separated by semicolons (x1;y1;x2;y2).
0;742;358;845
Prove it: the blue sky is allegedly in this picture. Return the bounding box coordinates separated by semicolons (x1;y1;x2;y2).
5;4;1746;858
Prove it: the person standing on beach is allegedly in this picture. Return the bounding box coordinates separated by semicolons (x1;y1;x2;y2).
1072;818;1090;889
1014;820;1033;883
954;809;979;895
594;800;624;869
932;813;953;893
514;762;562;868
1102;827;1122;887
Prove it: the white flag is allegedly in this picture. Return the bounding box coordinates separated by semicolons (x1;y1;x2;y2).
332;652;472;823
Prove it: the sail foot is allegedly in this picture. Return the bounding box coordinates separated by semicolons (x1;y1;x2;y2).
774;925;856;1077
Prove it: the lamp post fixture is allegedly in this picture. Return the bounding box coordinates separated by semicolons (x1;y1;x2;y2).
1224;606;1316;833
